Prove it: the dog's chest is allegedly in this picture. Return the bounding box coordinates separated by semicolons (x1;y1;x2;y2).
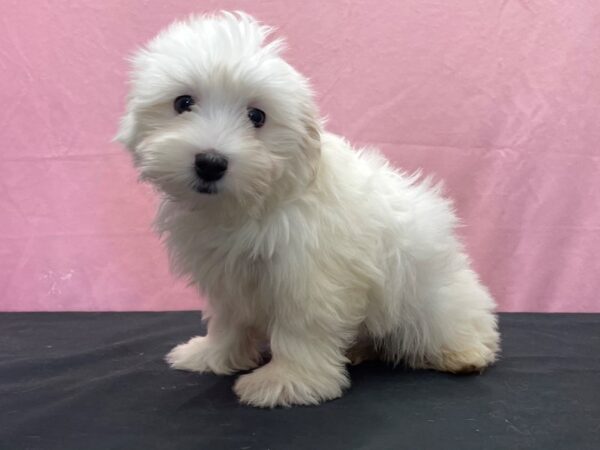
167;217;282;303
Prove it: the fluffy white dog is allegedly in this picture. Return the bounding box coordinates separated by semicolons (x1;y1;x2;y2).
117;12;499;408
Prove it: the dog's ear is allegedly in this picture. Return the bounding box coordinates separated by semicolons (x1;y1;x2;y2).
299;105;322;158
298;106;322;184
114;104;139;152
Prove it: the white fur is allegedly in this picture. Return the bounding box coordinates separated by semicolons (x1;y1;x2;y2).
117;12;500;408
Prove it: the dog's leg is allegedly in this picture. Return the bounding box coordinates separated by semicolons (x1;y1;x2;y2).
233;305;355;407
166;314;261;375
233;329;350;407
408;269;500;374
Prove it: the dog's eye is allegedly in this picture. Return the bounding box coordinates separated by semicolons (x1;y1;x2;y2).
247;108;266;128
174;95;195;114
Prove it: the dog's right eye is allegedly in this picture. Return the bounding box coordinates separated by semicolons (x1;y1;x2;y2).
173;95;195;114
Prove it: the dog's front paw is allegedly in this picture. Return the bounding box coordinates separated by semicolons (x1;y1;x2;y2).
166;336;229;374
166;336;257;375
233;362;346;408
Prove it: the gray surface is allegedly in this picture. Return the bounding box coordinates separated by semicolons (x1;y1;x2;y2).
1;312;599;450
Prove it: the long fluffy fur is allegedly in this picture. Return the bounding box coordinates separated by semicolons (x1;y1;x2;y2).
117;11;500;408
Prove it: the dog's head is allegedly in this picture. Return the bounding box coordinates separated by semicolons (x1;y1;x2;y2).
116;12;321;213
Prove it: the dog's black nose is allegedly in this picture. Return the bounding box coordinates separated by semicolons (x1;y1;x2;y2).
194;152;228;182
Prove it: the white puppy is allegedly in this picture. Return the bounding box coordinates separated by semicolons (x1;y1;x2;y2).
117;12;499;408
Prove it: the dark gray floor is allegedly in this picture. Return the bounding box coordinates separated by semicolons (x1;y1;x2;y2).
1;312;599;450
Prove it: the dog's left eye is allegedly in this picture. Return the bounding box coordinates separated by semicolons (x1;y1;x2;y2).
174;95;195;114
247;108;266;128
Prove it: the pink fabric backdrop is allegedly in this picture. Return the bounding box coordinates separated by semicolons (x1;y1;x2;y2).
2;1;599;312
